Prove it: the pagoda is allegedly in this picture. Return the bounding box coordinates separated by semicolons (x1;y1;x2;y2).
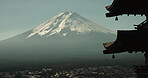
103;0;148;77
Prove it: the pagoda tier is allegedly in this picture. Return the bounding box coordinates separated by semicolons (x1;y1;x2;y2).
105;0;148;17
103;29;148;54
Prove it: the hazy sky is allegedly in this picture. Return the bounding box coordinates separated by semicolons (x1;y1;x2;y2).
0;0;145;41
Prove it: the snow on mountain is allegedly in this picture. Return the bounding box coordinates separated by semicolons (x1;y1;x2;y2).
27;11;115;38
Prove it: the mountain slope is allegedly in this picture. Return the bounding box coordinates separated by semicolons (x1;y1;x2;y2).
0;11;116;64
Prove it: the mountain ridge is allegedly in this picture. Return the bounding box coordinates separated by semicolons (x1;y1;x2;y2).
26;11;115;38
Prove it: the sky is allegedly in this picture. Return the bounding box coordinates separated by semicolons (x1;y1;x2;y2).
0;0;145;41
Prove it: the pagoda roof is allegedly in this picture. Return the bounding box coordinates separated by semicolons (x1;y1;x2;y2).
106;0;148;17
103;29;148;54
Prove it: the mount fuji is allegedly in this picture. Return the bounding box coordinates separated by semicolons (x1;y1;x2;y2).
26;11;115;38
0;11;116;65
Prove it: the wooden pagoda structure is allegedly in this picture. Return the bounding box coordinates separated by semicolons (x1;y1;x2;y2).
103;0;148;77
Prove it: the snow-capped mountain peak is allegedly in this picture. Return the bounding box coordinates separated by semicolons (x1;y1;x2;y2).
27;11;114;38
